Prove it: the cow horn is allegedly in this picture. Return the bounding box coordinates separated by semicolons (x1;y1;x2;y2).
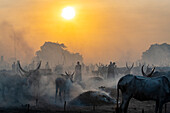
71;72;74;76
32;61;41;72
130;63;134;70
142;65;155;77
36;61;41;70
18;69;24;77
126;62;129;69
126;62;134;70
17;61;29;73
141;65;147;76
65;71;68;75
147;67;155;77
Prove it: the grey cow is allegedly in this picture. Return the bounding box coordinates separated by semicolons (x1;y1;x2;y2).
55;72;74;103
116;73;170;113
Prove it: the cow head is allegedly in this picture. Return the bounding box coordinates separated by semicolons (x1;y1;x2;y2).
17;61;41;87
125;62;134;74
61;71;74;83
141;65;155;77
17;61;41;77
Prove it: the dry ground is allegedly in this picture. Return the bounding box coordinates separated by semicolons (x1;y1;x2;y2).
0;92;169;113
0;101;169;113
0;86;169;113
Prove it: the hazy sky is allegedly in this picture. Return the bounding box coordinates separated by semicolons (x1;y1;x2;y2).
0;0;170;65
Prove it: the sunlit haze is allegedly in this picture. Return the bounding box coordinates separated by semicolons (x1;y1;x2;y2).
61;6;75;20
0;0;170;65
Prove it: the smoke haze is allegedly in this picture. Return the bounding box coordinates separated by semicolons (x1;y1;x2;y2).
0;0;170;65
0;21;34;64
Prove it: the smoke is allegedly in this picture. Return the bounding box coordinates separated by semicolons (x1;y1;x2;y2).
142;43;170;66
0;21;34;64
36;71;119;106
33;42;83;68
0;62;125;108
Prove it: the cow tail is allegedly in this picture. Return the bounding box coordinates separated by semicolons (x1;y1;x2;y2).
116;84;119;113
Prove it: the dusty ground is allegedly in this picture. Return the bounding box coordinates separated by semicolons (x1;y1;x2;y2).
0;87;169;113
0;101;169;113
0;94;169;113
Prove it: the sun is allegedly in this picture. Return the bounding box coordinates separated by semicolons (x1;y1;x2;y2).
61;7;75;20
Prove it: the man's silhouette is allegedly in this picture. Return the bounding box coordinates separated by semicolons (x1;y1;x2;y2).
74;61;82;82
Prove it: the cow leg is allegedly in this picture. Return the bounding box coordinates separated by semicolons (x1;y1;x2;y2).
55;88;58;103
2;86;5;101
120;94;131;113
59;90;62;102
63;90;66;102
158;102;164;113
124;97;131;113
14;86;19;102
155;101;159;113
67;89;70;101
36;82;40;105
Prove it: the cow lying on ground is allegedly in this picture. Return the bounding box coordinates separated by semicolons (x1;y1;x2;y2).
99;86;117;97
69;91;116;106
116;73;170;113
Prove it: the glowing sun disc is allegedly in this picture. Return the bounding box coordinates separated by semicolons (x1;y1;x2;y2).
61;7;75;20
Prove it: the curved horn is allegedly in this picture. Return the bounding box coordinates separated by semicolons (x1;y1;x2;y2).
33;61;41;72
71;72;74;76
65;71;68;75
126;62;129;69
126;62;134;70
130;63;134;70
17;61;29;73
18;69;24;77
141;65;147;76
147;67;155;77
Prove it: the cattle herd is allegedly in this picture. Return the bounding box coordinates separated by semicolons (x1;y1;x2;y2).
0;61;170;113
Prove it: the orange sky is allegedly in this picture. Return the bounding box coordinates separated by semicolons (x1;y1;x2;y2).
0;0;170;65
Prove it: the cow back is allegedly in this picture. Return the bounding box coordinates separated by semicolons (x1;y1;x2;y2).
133;76;170;101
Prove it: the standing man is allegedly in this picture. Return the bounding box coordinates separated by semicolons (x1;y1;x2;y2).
107;62;112;79
74;61;82;82
107;62;116;79
45;62;50;69
12;62;16;72
111;62;116;79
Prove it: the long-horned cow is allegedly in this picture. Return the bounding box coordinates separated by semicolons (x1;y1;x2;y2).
116;67;170;113
124;62;134;75
0;61;41;102
18;61;41;103
0;72;27;101
141;65;155;77
55;72;74;103
18;61;41;87
142;65;170;77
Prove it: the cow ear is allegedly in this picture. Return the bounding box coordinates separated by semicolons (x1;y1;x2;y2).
72;72;74;76
71;72;74;78
65;71;69;75
61;74;64;76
